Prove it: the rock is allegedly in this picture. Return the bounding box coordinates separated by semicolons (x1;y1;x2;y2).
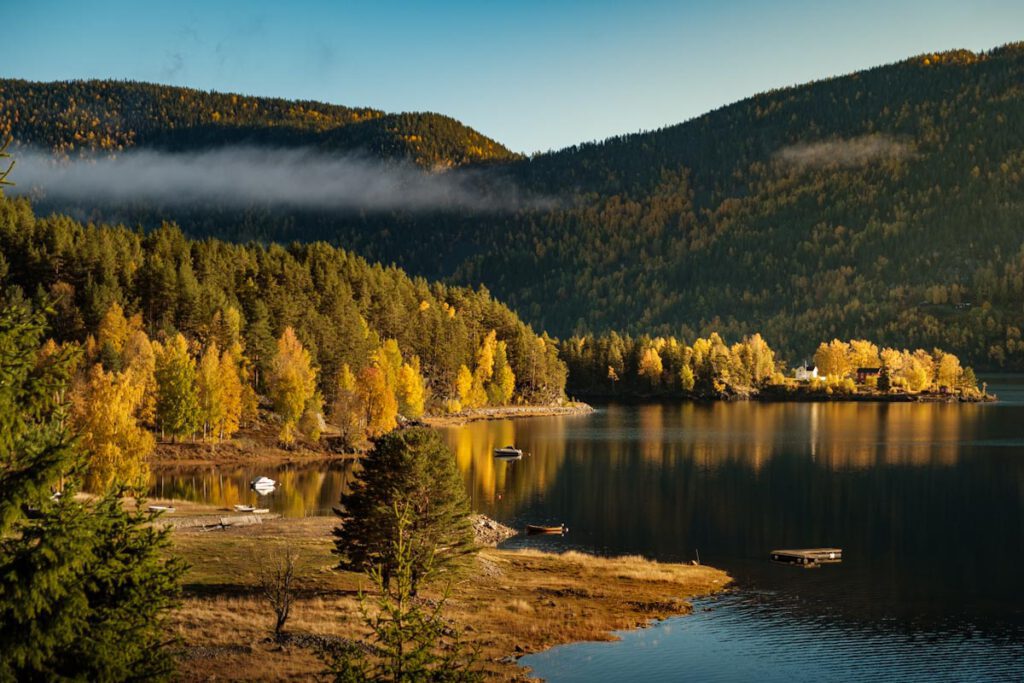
471;514;517;546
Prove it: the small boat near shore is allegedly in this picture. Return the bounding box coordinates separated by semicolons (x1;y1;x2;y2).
251;476;276;491
527;523;567;535
494;445;523;460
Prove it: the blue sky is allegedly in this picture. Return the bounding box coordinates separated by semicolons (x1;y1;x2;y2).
7;1;1024;153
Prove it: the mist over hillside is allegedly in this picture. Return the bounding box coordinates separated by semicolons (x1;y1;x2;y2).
6;44;1024;368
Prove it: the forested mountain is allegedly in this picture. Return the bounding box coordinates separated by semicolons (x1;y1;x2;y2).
0;79;517;167
8;44;1024;369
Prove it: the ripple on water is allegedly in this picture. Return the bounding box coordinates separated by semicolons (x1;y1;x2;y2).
520;592;1024;683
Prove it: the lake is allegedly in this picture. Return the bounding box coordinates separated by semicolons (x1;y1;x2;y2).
150;378;1024;681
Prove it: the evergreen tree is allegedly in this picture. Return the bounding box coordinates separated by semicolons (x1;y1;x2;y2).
0;300;185;680
321;503;481;682
333;428;475;591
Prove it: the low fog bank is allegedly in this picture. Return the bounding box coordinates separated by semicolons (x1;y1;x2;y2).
9;146;554;213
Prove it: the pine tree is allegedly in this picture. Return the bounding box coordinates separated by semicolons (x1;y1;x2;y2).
0;300;186;681
333;428;475;591
322;503;481;682
267;327;317;444
154;334;200;440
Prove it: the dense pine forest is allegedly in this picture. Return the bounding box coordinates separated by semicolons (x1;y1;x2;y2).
0;195;567;445
6;44;1024;370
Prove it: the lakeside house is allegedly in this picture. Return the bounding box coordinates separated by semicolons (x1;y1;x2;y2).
856;367;881;384
794;364;819;382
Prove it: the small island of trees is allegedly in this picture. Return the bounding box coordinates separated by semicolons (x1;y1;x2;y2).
562;332;988;402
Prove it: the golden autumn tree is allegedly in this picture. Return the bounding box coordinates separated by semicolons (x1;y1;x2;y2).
396;357;426;418
358;365;398;438
331;363;365;448
937;352;961;389
814;340;852;379
197;343;227;441
487;341;515;405
268;327;318;444
374;339;404;390
465;330;497;409
217;348;244;439
96;302;130;358
848;339;881;369
121;328;157;427
71;363;155;493
638;346;663;385
454;364;473;411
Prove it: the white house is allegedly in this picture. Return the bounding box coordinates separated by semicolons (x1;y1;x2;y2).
794;364;819;382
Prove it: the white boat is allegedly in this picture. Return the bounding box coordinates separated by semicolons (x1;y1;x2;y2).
233;504;256;512
493;445;523;459
251;476;276;491
148;505;176;513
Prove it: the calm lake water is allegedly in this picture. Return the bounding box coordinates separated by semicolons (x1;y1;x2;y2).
151;378;1024;681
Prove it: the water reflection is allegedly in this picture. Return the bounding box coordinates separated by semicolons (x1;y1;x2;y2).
149;461;357;517
440;397;1024;624
148;384;1024;678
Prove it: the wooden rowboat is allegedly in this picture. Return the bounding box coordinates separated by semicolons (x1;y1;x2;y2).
526;524;566;535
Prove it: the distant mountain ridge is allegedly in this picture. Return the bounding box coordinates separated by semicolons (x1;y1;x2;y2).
0;78;518;167
7;44;1024;370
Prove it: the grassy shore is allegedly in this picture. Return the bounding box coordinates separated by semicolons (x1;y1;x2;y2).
422;403;595;427
152;404;596;468
167;513;729;681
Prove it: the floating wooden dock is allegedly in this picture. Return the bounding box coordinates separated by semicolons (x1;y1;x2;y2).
770;548;842;567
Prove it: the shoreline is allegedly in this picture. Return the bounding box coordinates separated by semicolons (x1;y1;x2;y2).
420;402;596;427
149;404;596;469
167;511;729;681
569;391;995;405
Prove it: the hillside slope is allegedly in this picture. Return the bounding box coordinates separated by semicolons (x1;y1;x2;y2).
8;45;1024;369
0;79;517;167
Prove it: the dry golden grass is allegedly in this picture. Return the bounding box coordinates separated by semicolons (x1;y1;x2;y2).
169;515;730;681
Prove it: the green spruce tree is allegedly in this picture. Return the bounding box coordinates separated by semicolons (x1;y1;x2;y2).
0;300;186;681
333;428;474;591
